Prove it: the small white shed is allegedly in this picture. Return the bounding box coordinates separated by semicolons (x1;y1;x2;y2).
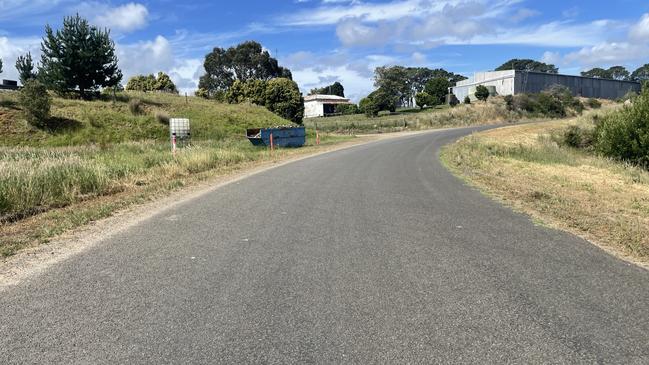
304;94;352;118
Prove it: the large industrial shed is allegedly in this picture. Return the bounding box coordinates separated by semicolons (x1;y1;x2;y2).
304;94;352;118
451;70;641;101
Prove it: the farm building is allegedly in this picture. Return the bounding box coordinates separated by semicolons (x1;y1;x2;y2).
450;70;641;102
304;94;353;118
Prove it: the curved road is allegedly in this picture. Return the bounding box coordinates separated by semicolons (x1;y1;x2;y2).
1;127;648;364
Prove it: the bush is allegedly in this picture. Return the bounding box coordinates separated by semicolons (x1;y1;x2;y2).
475;85;489;101
155;110;170;125
563;125;594;149
464;96;471;104
587;98;602;109
448;94;459;107
18;79;51;128
595;87;649;167
335;104;360;115
263;78;304;124
537;93;566;117
129;99;143;115
359;97;379;118
415;91;432;109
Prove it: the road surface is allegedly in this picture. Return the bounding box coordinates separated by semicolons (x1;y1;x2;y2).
1;127;648;364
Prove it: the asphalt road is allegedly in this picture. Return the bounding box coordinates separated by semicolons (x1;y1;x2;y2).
1;126;648;364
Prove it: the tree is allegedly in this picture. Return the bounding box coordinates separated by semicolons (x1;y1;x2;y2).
368;87;399;112
263;78;304;124
198;41;292;96
475;85;490;102
309;81;345;97
15;53;37;84
464;96;471;104
153;72;178;93
415;92;432;109
374;66;411;107
359;97;379;117
496;59;558;74
424;77;452;105
39;14;122;99
0;57;3;74
18;79;51;128
581;67;611;79
125;74;155;92
631;64;649;82
607;66;630;81
126;73;177;93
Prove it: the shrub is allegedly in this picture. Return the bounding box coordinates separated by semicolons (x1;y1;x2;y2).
359;97;379;117
128;99;143;115
448;94;459;107
595;87;649;167
155;110;170;124
18;79;51;128
464;96;471;104
415;91;432;109
475;85;490;101
263;78;304;124
563;125;594;149
587;98;602;109
335;104;360;115
537;92;566;117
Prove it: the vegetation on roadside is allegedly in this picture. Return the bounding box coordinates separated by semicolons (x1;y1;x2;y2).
305;97;521;133
442;105;649;264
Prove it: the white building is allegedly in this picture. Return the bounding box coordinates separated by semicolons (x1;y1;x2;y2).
304;94;353;118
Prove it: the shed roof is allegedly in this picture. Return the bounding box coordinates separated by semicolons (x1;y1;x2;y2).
304;94;352;104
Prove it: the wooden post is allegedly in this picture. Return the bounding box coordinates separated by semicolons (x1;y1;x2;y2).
270;133;274;154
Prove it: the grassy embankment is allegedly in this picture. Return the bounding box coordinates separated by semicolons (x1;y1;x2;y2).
304;98;521;134
441;105;649;265
0;91;349;257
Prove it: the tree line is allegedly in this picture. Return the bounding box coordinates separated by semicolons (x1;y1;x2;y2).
196;40;304;123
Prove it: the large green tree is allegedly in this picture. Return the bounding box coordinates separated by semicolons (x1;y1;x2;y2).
39;14;122;99
15;52;37;84
582;66;630;80
631;64;649;82
309;81;345;97
225;78;304;124
581;67;611;79
496;59;558;74
424;77;452;105
198;41;292;96
607;66;630;81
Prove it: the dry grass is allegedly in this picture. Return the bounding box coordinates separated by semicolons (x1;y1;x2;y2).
441;110;649;266
0;135;352;257
304;97;523;134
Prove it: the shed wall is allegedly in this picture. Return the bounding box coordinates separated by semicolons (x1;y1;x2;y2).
515;71;640;99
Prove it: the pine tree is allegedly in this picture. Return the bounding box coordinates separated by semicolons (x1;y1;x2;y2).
39;14;122;99
15;53;37;84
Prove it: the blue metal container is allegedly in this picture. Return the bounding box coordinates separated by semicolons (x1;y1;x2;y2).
246;127;306;147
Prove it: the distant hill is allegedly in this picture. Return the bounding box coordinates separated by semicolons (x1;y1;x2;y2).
0;91;293;146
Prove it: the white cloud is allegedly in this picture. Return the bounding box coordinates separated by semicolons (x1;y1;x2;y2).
117;36;204;95
630;13;649;41
0;36;41;82
564;42;649;67
93;3;149;32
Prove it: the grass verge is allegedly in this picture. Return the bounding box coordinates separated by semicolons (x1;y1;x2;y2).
304;98;520;134
441;114;649;266
0;134;351;257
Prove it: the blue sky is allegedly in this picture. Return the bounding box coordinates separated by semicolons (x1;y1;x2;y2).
1;0;648;100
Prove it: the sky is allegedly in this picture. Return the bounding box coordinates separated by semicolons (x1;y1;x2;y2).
1;0;648;101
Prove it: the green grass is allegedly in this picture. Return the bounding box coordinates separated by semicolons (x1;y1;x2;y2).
0;90;355;256
0;91;291;146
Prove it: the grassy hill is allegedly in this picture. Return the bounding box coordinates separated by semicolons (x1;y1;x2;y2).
0;91;291;146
